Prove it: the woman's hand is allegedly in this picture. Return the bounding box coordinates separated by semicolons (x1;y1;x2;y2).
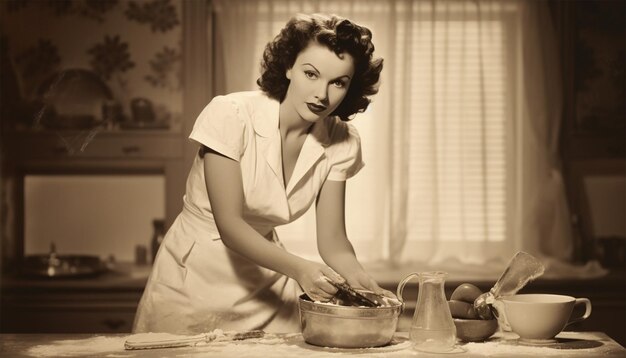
343;270;397;299
295;261;345;302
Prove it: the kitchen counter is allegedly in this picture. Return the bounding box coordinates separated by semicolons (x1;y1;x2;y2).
1;331;624;357
2;264;625;344
0;261;151;293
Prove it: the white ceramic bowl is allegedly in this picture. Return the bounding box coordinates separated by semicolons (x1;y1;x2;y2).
500;294;592;341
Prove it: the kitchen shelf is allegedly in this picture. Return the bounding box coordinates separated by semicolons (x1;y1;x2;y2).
6;130;184;161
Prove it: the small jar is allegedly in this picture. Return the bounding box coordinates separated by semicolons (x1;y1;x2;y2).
151;219;166;263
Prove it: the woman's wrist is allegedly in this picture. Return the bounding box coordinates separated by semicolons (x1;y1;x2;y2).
324;253;363;277
283;257;313;281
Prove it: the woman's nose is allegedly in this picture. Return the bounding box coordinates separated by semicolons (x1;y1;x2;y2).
314;84;328;103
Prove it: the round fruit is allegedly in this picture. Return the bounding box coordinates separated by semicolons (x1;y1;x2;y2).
453;318;498;342
448;299;480;319
450;283;483;303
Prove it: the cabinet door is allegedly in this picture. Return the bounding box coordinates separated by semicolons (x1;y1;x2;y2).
3;307;136;333
1;292;140;333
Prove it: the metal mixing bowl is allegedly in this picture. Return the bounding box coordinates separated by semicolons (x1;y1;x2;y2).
298;292;403;348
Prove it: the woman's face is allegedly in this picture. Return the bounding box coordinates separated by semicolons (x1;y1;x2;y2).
284;41;355;123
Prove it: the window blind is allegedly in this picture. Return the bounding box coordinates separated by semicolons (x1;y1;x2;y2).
398;18;511;245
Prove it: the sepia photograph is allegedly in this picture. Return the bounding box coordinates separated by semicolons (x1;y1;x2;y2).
0;0;624;356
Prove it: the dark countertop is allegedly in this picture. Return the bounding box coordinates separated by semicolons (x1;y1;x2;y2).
1;262;151;293
1;331;624;357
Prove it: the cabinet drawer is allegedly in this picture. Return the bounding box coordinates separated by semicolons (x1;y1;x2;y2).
1;291;142;333
10;133;183;160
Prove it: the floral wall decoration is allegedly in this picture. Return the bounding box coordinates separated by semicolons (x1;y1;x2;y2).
7;0;119;23
87;35;135;81
125;0;180;33
146;46;182;91
14;39;61;97
1;0;183;132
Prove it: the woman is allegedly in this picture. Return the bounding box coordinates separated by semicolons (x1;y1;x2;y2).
133;13;387;334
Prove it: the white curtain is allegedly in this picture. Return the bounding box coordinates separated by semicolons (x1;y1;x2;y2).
211;0;605;276
517;2;570;259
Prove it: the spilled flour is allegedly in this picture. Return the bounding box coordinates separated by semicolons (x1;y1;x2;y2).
462;341;565;356
27;336;126;357
22;331;623;357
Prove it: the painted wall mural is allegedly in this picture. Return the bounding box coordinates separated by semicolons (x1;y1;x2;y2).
1;0;183;132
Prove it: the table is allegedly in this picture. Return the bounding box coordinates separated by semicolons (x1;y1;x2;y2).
1;331;624;357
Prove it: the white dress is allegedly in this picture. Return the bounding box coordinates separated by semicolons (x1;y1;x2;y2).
133;91;364;334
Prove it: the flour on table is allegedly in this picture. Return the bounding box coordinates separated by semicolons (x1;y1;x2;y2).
125;328;225;344
463;341;562;356
24;332;619;357
26;336;126;357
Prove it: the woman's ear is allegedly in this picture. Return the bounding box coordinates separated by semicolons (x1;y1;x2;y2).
286;68;292;80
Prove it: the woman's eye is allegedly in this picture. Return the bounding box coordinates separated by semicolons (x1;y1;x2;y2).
332;80;346;88
304;71;317;79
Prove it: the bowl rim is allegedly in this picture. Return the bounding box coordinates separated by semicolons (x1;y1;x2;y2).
298;293;402;317
452;318;498;322
501;294;576;304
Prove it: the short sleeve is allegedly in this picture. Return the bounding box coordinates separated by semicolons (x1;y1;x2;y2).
326;123;365;181
188;95;247;161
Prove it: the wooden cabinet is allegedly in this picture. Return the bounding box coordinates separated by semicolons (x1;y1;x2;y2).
2;291;140;333
1;265;148;334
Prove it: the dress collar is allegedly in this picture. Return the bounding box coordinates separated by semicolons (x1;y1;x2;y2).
251;91;331;147
252;92;334;195
251;92;279;138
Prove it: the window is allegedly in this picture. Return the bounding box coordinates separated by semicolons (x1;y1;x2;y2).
393;3;519;263
214;0;522;264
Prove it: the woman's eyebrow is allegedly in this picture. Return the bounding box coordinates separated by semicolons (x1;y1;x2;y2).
302;63;351;80
302;63;319;73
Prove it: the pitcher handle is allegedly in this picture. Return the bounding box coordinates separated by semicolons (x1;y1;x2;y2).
396;272;420;304
565;298;592;327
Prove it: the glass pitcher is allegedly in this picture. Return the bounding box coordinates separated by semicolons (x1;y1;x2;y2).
397;271;457;353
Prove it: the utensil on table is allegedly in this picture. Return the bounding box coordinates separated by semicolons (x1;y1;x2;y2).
124;330;264;350
328;280;382;307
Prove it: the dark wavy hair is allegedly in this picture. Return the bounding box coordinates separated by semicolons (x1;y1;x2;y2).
257;13;383;121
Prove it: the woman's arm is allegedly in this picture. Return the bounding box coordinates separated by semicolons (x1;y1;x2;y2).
203;148;342;301
316;179;386;295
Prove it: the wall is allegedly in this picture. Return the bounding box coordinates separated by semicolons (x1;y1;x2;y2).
0;0;183;131
24;174;165;261
0;0;188;267
559;0;626;263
